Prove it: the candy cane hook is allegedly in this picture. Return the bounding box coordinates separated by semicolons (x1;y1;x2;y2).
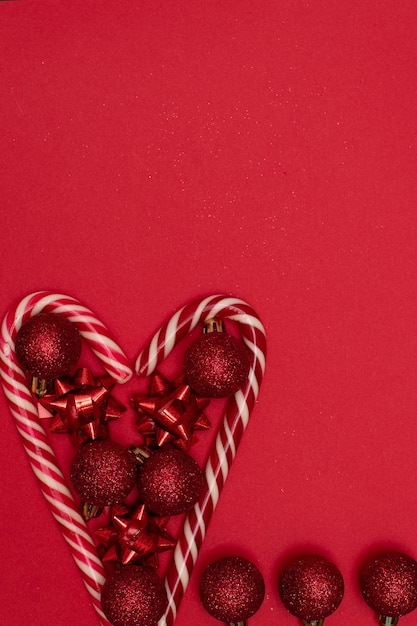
135;295;266;626
0;291;133;626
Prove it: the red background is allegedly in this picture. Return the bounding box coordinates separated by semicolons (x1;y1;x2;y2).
1;1;417;624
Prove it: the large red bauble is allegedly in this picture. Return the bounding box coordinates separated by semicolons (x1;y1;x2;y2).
278;554;344;622
183;332;250;398
360;551;417;619
70;440;137;506
101;566;168;626
137;447;205;516
15;312;81;379
199;556;265;622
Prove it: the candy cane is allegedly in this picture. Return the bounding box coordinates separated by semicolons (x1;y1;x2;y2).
0;291;133;626
135;295;266;626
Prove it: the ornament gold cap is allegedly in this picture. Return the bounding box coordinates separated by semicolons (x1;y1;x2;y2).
302;621;324;626
129;445;151;464
31;375;48;397
379;617;399;626
227;621;246;626
203;317;225;334
81;501;103;521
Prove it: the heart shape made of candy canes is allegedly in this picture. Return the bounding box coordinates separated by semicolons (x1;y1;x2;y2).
0;291;266;626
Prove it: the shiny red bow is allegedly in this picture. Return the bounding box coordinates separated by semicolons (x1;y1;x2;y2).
96;502;176;568
130;371;210;450
40;368;125;446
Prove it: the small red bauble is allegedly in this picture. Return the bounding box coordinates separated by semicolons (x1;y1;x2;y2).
199;556;265;623
278;554;344;624
360;551;417;624
101;565;168;626
183;330;250;398
70;440;137;507
137;447;205;516
15;312;81;379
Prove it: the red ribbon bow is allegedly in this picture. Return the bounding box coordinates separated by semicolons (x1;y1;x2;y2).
130;371;211;450
40;368;125;446
96;502;176;568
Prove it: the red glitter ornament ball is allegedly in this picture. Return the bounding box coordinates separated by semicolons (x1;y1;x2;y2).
279;554;344;623
101;566;168;626
15;312;82;379
137;447;205;516
184;331;251;398
360;551;417;620
199;556;265;623
70;440;137;507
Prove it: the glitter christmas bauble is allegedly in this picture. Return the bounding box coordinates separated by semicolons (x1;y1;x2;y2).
199;556;265;623
278;554;344;622
137;447;205;516
15;312;81;379
70;440;137;506
360;551;417;619
101;566;168;626
183;332;250;398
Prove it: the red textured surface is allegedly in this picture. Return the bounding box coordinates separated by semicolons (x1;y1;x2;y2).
184;332;251;397
1;1;417;625
199;556;265;622
70;440;137;507
15;311;82;378
137;447;205;516
101;566;168;626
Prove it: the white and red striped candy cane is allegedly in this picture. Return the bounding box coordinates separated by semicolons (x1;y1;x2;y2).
0;291;132;626
135;295;266;626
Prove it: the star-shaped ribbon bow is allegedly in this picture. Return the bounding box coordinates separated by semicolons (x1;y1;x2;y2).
130;371;211;450
39;367;125;446
96;502;176;568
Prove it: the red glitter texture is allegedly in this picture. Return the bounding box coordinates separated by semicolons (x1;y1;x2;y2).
101;565;168;626
15;312;81;379
278;554;344;621
70;440;137;506
136;447;205;516
360;551;417;618
199;556;265;622
183;332;250;398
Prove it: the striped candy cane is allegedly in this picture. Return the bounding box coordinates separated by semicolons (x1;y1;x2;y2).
0;291;133;626
135;295;266;626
